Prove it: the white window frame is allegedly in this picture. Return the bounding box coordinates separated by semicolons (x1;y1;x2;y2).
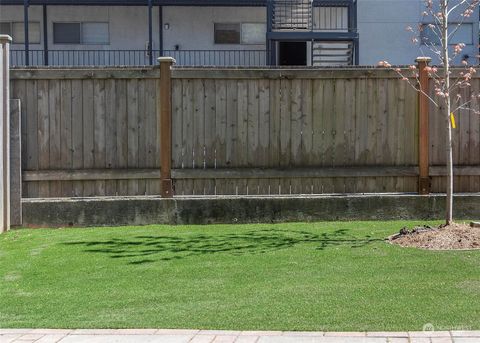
214;22;266;45
420;22;474;46
0;21;41;44
53;21;110;45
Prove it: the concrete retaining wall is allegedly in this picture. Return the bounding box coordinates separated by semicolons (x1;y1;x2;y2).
20;194;480;227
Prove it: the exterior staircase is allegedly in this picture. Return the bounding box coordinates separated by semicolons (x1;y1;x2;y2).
312;41;353;66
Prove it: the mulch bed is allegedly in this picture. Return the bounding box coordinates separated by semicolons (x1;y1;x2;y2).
389;222;480;250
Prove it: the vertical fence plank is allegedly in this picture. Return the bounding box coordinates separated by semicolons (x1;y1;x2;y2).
105;79;117;196
94;79;107;196
204;79;216;194
127;78;139;195
180;79;194;195
246;80;259;194
469;79;480;192
82;80;95;196
322;78;334;193
37;79;50;197
192;79;205;195
11;80;28;197
10;99;21;226
48;79;61;197
343;78;356;193
116;79;128;195
333;79;346;192
214;79;227;194
71;80;84;196
146;78;160;195
311;79;324;194
258;79;271;194
290;79;303;194
236;79;248;194
393;80;405;192
223;79;238;194
60;79;73;196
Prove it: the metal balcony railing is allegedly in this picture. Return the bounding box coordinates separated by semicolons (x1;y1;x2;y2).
10;49;270;67
272;0;313;30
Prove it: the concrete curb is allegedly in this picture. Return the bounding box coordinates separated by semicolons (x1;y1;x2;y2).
20;193;480;227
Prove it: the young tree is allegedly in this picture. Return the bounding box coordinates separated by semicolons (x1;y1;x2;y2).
379;0;480;225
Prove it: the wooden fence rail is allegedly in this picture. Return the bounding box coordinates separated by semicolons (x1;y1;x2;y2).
8;59;480;199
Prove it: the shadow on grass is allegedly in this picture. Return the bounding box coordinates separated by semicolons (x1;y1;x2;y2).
64;229;381;265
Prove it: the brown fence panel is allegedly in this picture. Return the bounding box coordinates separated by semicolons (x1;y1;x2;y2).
10;68;161;198
171;69;419;196
429;77;480;193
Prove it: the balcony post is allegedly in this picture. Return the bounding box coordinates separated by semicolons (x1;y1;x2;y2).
43;5;48;65
148;0;153;65
159;6;163;56
157;57;175;198
266;0;273;65
23;0;29;66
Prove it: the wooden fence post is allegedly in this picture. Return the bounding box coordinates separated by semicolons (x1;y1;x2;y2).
1;35;12;233
158;57;175;198
416;56;432;195
10;99;22;226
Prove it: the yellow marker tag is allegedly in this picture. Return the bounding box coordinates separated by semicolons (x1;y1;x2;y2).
450;112;456;129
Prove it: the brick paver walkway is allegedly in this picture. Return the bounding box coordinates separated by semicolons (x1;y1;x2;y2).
1;329;480;343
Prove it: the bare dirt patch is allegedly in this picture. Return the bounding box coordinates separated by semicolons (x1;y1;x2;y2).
389;222;480;250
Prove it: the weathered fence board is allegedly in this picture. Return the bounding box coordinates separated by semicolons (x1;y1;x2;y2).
429;78;480;193
10;99;22;226
171;71;420;195
11;70;161;198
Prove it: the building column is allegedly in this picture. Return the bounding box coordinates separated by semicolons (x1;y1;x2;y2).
23;0;29;66
148;0;153;65
43;5;48;65
159;6;163;56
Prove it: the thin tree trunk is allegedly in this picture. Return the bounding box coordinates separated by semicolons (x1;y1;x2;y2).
441;0;453;224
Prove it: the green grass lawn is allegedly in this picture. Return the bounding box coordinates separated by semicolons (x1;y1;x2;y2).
0;221;479;331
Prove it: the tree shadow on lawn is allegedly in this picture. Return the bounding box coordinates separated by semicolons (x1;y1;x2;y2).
64;228;382;265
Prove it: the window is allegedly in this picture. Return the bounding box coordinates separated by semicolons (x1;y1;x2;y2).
241;23;266;44
0;22;40;44
214;23;266;45
214;23;240;44
0;22;10;36
82;22;109;44
421;23;473;45
53;22;109;44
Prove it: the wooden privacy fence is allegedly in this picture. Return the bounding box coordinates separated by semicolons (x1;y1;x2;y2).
9;59;480;199
171;68;419;195
11;67;162;198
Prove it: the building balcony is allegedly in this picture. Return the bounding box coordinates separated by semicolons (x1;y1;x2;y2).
9;49;271;67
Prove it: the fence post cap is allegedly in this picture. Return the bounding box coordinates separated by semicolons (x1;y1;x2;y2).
0;35;12;43
157;57;176;64
415;56;432;63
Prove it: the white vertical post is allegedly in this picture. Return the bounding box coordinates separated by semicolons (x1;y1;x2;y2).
1;35;12;233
